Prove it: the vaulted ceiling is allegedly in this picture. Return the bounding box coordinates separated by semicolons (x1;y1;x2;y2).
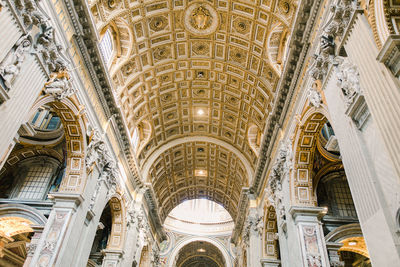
89;0;297;221
176;241;226;267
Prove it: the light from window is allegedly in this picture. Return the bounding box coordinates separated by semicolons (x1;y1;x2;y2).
16;166;53;200
99;29;113;65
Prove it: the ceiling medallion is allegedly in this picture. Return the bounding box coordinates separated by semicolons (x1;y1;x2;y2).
184;2;219;36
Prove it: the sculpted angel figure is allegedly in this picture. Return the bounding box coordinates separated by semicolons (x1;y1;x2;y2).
44;71;75;100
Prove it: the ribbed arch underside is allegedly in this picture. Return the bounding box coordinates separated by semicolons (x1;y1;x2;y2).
90;0;297;222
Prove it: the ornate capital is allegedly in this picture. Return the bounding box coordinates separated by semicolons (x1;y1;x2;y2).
333;56;362;106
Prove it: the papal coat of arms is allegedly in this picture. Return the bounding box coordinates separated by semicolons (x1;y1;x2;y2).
190;6;213;30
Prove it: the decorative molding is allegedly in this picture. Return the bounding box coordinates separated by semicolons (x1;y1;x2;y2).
231;187;250;244
377;34;400;77
86;128;119;212
251;0;323;195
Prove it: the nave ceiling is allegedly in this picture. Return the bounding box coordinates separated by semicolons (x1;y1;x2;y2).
88;0;298;221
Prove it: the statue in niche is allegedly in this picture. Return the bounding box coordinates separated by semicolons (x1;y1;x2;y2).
44;70;75;100
0;35;31;90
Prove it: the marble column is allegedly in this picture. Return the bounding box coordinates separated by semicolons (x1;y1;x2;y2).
343;13;400;180
102;249;123;267
246;208;263;267
29;193;83;267
325;242;344;267
289;206;329;267
323;55;400;265
23;225;44;267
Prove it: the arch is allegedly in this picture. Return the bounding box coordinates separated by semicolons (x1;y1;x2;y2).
141;136;254;184
263;205;279;259
291;107;332;205
28;94;87;193
0;203;47;226
325;223;363;243
167;236;232;267
106;194;126;250
371;0;394;48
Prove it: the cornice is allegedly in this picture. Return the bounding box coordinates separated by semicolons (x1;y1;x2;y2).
64;0;143;188
251;0;323;196
64;0;166;236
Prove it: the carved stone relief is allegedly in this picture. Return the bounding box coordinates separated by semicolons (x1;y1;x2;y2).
44;70;76;100
0;35;32;90
267;140;293;225
334;56;362;106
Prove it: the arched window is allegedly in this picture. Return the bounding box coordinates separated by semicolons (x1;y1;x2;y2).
8;157;61;200
99;29;114;66
317;171;358;234
30;107;62;131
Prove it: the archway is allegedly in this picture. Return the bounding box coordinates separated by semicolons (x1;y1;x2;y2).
167;237;232;267
88;195;126;265
175;241;226;267
27;94;87;193
263;205;279;259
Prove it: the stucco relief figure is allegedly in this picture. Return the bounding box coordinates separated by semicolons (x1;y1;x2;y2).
16;0;48;27
307;85;322;108
0;35;31;90
44;71;75;100
86;128;104;170
334;57;362;105
267;140;292;222
151;245;161;267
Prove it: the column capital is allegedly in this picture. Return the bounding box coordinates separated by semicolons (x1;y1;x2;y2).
48;192;84;210
289;206;327;223
102;248;124;256
377;34;400;78
260;258;281;267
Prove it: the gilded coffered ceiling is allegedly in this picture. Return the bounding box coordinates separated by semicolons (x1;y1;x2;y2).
89;0;297;221
176;241;226;267
149;141;248;220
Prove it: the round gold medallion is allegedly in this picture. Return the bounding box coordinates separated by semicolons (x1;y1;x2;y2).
184;2;219;36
